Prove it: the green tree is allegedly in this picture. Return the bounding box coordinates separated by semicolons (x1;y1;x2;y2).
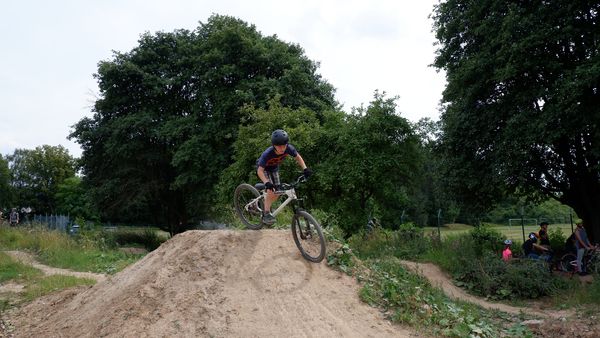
433;1;600;239
70;15;336;234
217;98;325;208
0;155;13;209
315;92;422;234
55;176;99;221
7;145;76;214
412;118;460;226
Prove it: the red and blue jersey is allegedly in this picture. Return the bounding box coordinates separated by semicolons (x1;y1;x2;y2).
257;144;298;172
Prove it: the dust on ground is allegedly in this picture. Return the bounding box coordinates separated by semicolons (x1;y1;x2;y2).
5;230;418;338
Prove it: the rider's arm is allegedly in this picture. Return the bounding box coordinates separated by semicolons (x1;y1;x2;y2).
574;229;592;249
294;154;307;170
257;166;270;184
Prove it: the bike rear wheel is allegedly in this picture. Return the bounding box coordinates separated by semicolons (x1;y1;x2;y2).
291;210;326;263
234;183;264;230
559;253;577;272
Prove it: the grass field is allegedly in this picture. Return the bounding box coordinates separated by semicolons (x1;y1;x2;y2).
424;223;576;243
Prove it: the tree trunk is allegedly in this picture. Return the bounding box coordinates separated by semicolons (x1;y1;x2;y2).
563;180;600;243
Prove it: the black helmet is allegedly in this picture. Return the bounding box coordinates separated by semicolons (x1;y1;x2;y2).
271;129;289;145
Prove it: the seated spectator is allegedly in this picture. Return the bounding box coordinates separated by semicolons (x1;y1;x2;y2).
537;222;551;247
502;239;513;262
523;232;551;261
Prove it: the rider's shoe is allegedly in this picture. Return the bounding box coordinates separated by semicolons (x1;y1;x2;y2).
262;212;276;225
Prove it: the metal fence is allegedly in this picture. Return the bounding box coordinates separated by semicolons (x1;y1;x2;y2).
32;214;71;232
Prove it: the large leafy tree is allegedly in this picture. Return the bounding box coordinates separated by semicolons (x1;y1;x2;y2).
55;176;99;221
0;155;13;210
433;1;600;239
315;92;422;234
6;145;76;214
70;15;336;234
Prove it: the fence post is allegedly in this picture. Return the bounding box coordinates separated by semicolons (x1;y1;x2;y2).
521;206;526;243
570;211;574;233
437;209;442;240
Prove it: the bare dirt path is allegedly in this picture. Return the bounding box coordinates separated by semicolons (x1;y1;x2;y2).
399;260;572;319
3;251;107;283
7;230;419;338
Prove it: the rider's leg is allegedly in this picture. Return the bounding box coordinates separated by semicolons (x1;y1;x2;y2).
264;190;278;213
576;247;585;272
262;171;280;224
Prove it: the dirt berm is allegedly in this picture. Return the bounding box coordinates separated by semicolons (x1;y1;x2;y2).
9;230;417;338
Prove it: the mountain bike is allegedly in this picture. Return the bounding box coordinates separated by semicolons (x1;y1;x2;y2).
233;174;326;263
558;246;600;274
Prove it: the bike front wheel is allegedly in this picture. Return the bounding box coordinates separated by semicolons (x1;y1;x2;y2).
559;253;577;272
291;210;326;263
234;183;264;230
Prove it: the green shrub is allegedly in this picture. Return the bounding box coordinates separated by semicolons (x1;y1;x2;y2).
470;225;504;255
548;227;567;252
453;252;565;300
348;222;429;260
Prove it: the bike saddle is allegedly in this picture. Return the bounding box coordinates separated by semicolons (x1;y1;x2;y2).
255;182;265;191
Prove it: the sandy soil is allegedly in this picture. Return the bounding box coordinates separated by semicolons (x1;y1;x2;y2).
6;230;418;338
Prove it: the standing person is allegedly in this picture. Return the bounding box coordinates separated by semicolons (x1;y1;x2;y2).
256;129;312;225
502;239;513;262
574;221;595;275
9;208;19;227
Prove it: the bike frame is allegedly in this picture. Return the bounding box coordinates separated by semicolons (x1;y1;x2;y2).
245;186;299;217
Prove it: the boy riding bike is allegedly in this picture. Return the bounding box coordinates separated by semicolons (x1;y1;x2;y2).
256;129;312;225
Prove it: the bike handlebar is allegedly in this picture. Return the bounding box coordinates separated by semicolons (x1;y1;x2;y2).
278;174;308;190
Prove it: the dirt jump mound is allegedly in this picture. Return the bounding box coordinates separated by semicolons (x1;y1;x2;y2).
9;230;413;338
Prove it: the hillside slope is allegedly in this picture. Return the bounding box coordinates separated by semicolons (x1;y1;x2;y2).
9;230;416;337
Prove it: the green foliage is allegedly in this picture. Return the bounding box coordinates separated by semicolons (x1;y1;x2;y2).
0;155;13;209
216;98;324;207
55;176;99;220
109;229;164;251
470;225;504;255
354;257;499;338
0;226;143;274
433;0;600;240
0;252;43;283
70;14;336;234
6;145;76;213
548;227;567;252
349;223;430;260
505;324;534;338
314;92;422;235
23;275;95;301
326;243;354;274
453;252;564;300
484;197;576;225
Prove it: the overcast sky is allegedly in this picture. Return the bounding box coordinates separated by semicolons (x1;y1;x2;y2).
0;0;445;158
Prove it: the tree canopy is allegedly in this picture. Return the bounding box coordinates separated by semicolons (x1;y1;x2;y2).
6;145;76;214
433;1;600;238
69;14;337;234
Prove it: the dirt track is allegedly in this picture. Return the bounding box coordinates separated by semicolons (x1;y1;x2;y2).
7;230;417;338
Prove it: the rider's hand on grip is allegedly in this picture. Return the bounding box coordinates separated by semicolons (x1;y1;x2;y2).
265;181;275;191
303;168;313;178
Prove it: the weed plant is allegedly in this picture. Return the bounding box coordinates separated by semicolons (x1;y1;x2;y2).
327;246;522;337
